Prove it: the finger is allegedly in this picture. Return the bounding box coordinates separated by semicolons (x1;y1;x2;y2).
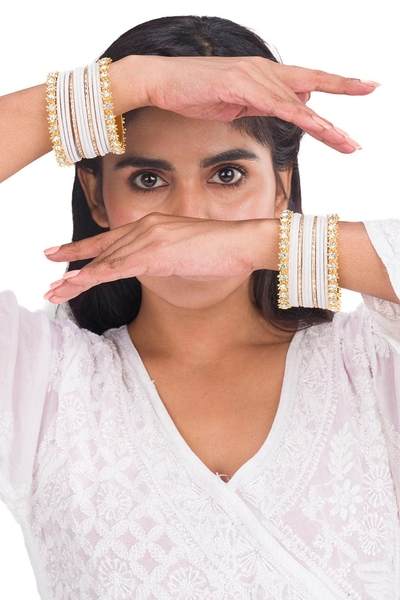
89;216;208;266
44;215;193;299
43;213;180;261
46;235;153;301
47;258;149;303
283;101;362;152
43;221;137;261
82;227;152;265
276;63;380;95
276;85;362;151
238;79;362;152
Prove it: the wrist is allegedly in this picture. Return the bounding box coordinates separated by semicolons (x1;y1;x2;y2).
109;55;151;115
248;217;280;271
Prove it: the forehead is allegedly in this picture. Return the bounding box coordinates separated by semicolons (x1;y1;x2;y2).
103;106;272;170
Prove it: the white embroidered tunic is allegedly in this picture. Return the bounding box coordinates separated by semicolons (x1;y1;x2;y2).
0;219;400;600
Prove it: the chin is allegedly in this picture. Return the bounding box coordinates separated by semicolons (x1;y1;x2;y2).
138;274;250;309
176;275;223;281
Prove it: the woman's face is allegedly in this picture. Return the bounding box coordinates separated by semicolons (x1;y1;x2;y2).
78;106;292;309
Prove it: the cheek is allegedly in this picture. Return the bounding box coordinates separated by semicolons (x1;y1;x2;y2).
236;201;275;221
102;179;277;226
225;184;276;221
102;179;145;227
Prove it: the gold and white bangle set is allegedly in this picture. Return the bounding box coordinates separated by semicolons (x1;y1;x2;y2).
45;57;126;166
277;209;341;311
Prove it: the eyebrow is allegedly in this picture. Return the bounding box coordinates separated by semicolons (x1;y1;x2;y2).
112;147;260;171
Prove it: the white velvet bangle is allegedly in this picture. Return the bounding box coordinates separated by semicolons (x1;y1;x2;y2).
302;215;314;307
315;215;321;308
72;67;86;158
297;214;304;307
75;66;96;158
60;70;73;163
304;215;313;308
283;212;334;310
76;66;91;157
62;70;79;163
87;61;107;157
56;70;71;163
311;215;318;307
316;215;322;308
320;216;328;309
51;57;123;163
288;212;301;307
91;60;109;155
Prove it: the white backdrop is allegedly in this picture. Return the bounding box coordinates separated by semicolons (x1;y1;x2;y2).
0;1;398;597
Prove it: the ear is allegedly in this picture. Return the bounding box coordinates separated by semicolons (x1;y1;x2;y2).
274;166;293;219
77;166;110;229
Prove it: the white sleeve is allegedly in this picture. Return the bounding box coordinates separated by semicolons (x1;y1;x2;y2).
359;218;400;350
0;290;59;518
344;219;400;512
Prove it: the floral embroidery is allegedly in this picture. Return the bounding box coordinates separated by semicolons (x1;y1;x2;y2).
0;218;399;599
0;409;13;452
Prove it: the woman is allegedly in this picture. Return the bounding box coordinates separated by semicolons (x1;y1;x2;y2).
1;14;399;600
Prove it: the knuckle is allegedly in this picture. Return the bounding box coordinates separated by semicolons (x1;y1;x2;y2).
64;244;81;258
312;69;326;85
105;255;122;269
228;61;248;80
253;56;280;78
289;99;305;115
148;225;169;246
144;211;162;225
266;96;281;115
251;55;268;68
155;235;169;248
270;91;283;104
148;219;169;234
279;103;296;122
235;56;252;68
148;218;163;230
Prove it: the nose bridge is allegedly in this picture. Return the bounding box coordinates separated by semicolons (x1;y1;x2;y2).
168;179;210;219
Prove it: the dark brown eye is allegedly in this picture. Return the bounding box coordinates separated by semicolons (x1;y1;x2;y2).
209;165;247;187
128;171;167;192
127;164;248;194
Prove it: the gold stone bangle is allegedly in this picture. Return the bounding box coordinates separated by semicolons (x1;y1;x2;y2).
98;57;126;155
326;213;341;311
277;208;293;309
45;71;72;167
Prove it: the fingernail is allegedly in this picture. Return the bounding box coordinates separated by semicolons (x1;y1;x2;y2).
43;245;61;256
62;269;81;280
334;127;362;149
346;143;363;152
358;79;381;87
49;279;65;289
43;290;55;300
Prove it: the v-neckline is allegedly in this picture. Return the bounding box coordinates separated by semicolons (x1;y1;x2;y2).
116;324;304;491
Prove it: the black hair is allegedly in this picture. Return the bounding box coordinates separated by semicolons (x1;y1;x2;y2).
57;15;335;334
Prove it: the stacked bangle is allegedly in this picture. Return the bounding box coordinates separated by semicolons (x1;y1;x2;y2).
277;209;341;312
45;57;126;166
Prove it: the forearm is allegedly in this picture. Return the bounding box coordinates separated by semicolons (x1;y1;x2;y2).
252;218;400;305
0;55;147;183
0;82;51;181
